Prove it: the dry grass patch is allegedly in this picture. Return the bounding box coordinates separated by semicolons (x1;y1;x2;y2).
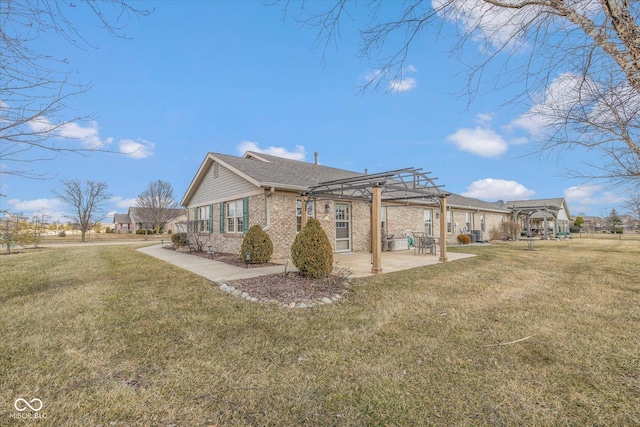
1;239;639;425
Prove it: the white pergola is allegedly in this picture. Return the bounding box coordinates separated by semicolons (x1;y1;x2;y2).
301;167;449;274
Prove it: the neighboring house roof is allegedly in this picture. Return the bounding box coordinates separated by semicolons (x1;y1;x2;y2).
447;193;510;213
113;214;131;224
128;207;186;222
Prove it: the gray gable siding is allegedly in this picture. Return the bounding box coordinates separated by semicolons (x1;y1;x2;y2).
190;161;259;206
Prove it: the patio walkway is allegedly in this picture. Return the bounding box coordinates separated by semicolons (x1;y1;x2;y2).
335;250;476;277
138;244;476;281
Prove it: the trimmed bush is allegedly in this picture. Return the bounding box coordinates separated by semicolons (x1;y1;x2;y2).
457;234;471;244
172;232;188;247
241;225;273;264
136;229;156;235
291;218;333;279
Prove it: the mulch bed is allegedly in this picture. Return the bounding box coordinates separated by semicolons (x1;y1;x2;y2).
165;246;351;304
165;246;279;268
226;273;350;304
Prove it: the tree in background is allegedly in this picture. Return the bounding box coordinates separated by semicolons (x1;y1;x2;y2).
136;180;182;236
623;191;640;220
53;179;111;242
29;211;51;248
574;216;584;229
0;211;29;254
277;1;640;187
605;208;624;234
0;1;151;178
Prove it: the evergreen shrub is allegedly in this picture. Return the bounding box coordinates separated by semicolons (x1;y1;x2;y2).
241;225;273;264
291;218;333;279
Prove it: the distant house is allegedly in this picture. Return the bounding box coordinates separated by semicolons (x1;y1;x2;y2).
112;207;186;234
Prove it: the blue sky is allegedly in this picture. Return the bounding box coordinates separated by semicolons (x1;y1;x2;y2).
1;1;628;221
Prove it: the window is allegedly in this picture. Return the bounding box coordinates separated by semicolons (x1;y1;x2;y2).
297;199;315;232
465;212;471;232
424;209;432;235
296;199;303;232
306;200;314;218
447;210;453;233
195;205;210;232
226;200;244;233
480;213;485;232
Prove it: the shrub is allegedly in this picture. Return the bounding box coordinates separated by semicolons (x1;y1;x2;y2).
105;227;111;234
58;230;66;237
499;221;521;240
136;229;156;235
167;229;172;234
291;218;333;279
172;232;188;247
457;234;471;244
241;225;273;264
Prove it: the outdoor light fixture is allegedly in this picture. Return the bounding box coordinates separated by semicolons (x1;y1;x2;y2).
324;203;330;214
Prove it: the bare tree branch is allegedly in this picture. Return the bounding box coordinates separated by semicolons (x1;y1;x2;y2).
0;1;152;179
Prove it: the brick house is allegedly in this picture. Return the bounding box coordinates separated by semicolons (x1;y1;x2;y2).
180;151;522;265
112;207;187;234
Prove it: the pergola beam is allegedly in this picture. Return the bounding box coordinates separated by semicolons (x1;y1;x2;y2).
304;166;449;274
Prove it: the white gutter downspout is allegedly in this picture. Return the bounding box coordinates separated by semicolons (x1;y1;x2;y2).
264;186;275;230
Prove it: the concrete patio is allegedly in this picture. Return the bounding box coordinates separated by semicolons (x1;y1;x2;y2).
334;249;476;278
137;244;477;282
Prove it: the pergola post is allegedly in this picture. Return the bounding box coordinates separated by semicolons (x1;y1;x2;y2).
439;194;448;262
371;184;383;274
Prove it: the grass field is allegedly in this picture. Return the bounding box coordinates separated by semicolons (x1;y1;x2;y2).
1;236;639;426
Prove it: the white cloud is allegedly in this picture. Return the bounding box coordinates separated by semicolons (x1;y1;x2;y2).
119;138;155;159
57;121;113;149
432;0;537;51
111;196;138;208
364;65;418;93
462;178;536;200
388;77;417;93
237;141;306;161
447;126;508;157
6;198;66;220
564;184;624;207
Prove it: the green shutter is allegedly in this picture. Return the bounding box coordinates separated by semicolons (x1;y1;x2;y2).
209;204;213;233
194;207;198;220
219;202;225;233
243;197;249;233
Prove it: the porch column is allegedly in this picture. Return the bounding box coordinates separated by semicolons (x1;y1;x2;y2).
371;184;383;274
439;194;448;262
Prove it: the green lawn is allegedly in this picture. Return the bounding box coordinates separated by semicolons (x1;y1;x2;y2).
1;238;639;426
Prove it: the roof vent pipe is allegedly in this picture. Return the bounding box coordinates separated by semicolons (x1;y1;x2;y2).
314;152;318;164
364;168;368;175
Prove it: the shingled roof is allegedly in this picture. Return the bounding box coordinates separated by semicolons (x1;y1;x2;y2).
182;151;542;214
219;151;363;188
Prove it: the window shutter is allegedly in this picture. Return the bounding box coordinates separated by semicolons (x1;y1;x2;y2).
219;202;225;233
209;204;213;233
243;197;249;233
194;207;198;220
